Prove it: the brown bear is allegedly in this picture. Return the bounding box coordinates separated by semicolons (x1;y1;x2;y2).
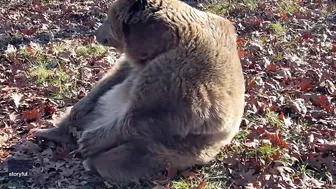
32;0;245;182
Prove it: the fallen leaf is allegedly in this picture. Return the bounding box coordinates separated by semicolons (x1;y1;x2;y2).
280;11;287;20
51;146;72;161
189;181;207;189
266;64;277;72
299;79;315;91
22;108;41;121
314;95;333;112
181;169;199;180
20;28;38;36
269;134;287;149
237;38;245;47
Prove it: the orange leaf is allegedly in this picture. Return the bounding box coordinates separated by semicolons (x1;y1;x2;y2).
237;38;244;47
266;64;276;72
27;47;33;54
315;95;333;112
238;49;244;58
22;108;41;121
238;49;252;58
245;50;252;57
299;79;314;91
279;112;284;121
255;18;261;25
269;105;280;111
272;151;281;160
280;12;287;20
269;134;287;149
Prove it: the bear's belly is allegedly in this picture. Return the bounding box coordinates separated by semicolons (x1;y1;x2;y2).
89;81;132;130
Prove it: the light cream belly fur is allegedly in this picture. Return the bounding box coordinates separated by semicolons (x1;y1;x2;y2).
88;79;132;130
82;79;132;171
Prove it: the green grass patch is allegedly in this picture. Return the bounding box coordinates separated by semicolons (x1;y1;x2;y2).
21;47;76;99
234;129;250;142
75;44;107;57
205;2;232;15
271;53;284;62
242;0;259;10
171;179;223;189
277;0;298;14
258;143;279;160
269;22;287;34
53;42;67;54
265;111;284;128
294;163;333;183
205;0;258;15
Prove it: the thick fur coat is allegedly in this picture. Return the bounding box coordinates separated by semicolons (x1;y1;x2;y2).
32;0;245;182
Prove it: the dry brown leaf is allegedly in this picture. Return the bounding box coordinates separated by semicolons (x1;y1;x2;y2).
22;108;41;121
180;169;199;180
51;146;72;161
266;64;277;72
299;79;315;91
268;134;287;149
307;153;336;170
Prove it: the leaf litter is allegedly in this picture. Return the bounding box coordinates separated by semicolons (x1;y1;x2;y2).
0;0;335;188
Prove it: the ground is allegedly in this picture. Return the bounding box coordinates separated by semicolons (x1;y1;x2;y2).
0;0;335;189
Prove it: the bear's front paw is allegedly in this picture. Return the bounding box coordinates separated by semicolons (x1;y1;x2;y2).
77;129;102;157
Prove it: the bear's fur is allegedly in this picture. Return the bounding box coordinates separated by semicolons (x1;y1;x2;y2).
32;0;245;182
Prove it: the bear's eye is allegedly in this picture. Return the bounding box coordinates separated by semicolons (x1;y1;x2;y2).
103;39;109;44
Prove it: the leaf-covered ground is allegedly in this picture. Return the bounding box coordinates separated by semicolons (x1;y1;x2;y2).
0;0;335;188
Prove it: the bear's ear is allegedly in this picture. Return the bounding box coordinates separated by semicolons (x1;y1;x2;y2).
128;0;148;13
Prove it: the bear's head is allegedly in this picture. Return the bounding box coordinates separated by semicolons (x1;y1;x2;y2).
95;0;180;64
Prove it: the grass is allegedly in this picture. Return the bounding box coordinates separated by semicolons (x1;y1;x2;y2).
205;0;258;15
171;179;222;189
41;0;57;6
277;0;298;14
20;47;76;99
235;129;250;142
75;44;107;57
53;42;68;54
20;42;107;99
245;111;285;128
170;180;201;189
269;22;287;34
257;143;280;161
265;111;284;128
